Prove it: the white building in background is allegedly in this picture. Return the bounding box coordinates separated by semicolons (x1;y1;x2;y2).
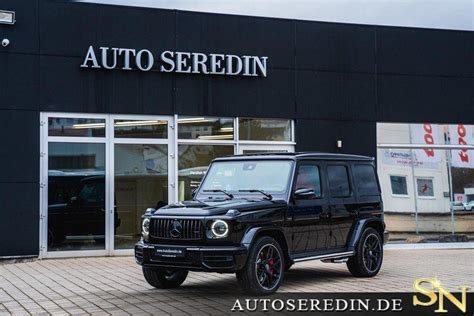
377;123;474;237
377;123;451;214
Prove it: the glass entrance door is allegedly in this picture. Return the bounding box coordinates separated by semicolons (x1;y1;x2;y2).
113;144;169;250
111;116;173;253
41;114;109;257
40;114;174;257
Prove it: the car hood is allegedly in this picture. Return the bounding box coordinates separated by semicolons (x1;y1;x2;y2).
151;198;288;217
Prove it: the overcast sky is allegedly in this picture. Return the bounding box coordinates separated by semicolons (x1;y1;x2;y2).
77;0;474;31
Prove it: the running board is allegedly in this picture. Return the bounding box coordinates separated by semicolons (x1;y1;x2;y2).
292;251;354;263
322;257;349;263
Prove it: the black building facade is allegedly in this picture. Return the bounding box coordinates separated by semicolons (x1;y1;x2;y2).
0;0;473;258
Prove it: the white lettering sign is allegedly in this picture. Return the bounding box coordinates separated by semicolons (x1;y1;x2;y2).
80;45;268;77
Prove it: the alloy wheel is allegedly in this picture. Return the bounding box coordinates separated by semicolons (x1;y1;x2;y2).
254;244;283;291
362;233;382;273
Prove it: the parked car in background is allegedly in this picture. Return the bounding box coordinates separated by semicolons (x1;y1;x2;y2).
463;201;474;211
48;175;120;247
451;201;466;212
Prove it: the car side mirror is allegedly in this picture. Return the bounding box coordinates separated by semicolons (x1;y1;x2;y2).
294;188;316;199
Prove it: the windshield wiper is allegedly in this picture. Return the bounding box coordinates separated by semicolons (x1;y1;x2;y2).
238;189;273;200
203;189;234;199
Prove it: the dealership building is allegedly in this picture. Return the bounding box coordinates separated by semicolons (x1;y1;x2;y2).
0;1;473;259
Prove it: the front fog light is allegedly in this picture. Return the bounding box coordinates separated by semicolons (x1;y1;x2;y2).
211;220;229;238
142;218;150;239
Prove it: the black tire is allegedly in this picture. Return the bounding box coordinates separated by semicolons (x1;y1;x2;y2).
347;227;383;277
236;236;284;295
142;267;188;289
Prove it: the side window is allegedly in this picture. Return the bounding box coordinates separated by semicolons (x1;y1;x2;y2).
78;182;105;204
390;175;408;196
416;178;434;197
353;164;380;196
327;165;351;197
295;164;322;198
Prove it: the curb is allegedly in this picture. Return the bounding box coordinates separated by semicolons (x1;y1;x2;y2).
384;242;474;250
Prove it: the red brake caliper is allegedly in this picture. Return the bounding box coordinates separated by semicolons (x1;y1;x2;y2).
268;258;275;275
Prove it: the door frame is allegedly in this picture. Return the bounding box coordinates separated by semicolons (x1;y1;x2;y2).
39;113;175;258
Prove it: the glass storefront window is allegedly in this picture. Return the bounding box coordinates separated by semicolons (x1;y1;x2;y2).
178;117;234;140
239;118;291;141
114;120;167;138
42;114;295;255
114;144;168;249
178;145;234;201
48;142;105;251
48;118;105;137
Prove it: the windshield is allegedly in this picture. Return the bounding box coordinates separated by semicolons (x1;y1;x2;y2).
198;160;294;197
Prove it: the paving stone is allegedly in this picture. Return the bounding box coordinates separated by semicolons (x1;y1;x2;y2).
0;249;472;314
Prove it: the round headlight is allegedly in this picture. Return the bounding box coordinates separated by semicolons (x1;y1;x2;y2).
142;218;150;238
211;220;229;238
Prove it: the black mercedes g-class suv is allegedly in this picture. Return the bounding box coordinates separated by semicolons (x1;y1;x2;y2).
135;153;388;295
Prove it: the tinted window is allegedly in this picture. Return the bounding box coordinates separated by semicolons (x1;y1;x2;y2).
353;164;379;196
295;164;322;197
328;165;351;197
78;182;104;204
114;119;167;138
178;116;234;140
239;118;292;141
390;176;408;195
48;117;105;137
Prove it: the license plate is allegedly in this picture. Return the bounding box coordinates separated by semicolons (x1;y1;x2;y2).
155;246;186;258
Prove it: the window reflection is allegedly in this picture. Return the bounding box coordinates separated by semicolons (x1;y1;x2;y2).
48;118;105;137
178;117;234;140
114;120;168;138
239;118;291;141
114;144;168;249
178;145;234;201
48;143;106;251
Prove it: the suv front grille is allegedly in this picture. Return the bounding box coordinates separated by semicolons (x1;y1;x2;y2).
150;218;203;240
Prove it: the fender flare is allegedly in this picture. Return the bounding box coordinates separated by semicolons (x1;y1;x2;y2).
240;226;288;249
347;218;385;252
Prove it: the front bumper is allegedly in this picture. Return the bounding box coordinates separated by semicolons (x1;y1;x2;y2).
135;240;248;273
